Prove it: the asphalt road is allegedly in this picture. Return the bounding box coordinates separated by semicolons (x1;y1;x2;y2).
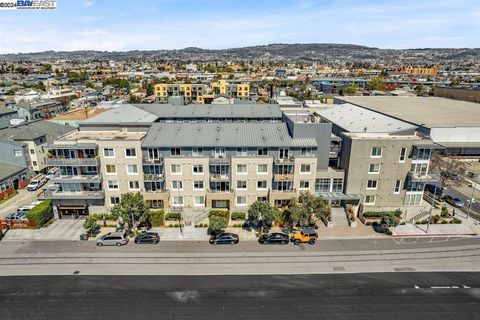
0;273;478;319
445;184;480;220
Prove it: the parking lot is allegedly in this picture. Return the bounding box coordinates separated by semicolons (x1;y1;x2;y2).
2;219;85;241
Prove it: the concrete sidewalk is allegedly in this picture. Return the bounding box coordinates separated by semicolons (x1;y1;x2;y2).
2;219;85;241
391;223;478;237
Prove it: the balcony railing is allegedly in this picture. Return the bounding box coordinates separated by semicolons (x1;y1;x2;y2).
271;188;296;193
144;189;168;193
142;158;163;164
51;174;101;183
274;156;294;163
273;173;294;181
210;174;230;181
209;157;230;164
207;188;233;193
46;158;99;166
407;171;439;183
42;190;104;200
143;174;164;181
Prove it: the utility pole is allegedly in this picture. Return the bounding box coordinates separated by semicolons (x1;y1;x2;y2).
467;173;478;220
426;185;438;233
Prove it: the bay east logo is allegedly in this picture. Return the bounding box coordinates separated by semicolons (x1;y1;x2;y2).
16;0;56;9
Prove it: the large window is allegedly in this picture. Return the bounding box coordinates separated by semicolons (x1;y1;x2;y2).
192;147;203;157
257;164;268;174
412;148;431;161
257;147;268;156
105;164;116;174
108;181;119;190
368;164;381;174
193;180;204;190
193;164;203;174
404;194;422;205
411;163;428;176
125;148;136;158
236;164;247;174
237;180;247;189
194;196;205;206
172;180;183;190
171;164;182;174
315;179;330;192
236;196;247;206
103;148;115;158
300;164;311;173
170;148;180;156
173;196;183;206
129;181;140;190
236;148;247;156
371;147;382;158
126;164;138;175
214;147;226;158
301;148;313;156
257;180;267;189
332;179;343;192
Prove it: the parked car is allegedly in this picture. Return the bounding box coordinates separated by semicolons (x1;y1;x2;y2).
258;232;289;245
26;177;47;191
424;183;444;200
372;223;389;233
134;232;160;244
5;212;28;221
290;228;318;245
96;231;129;247
17;204;35;214
209;233;239;245
444;195;465;208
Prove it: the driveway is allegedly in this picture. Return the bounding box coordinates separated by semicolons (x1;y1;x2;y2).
0;188;44;218
2;219;85;241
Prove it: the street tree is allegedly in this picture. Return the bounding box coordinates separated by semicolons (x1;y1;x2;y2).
110;192;150;230
429;154;466;187
367;76;386;91
345;83;359;95
209;215;228;235
247;200;279;232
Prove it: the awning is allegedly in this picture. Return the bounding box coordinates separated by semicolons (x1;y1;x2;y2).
59;205;87;210
315;192;362;201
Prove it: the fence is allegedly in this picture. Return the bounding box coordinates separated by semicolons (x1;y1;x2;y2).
0;219;37;230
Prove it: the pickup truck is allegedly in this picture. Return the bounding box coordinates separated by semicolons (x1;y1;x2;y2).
26;177;48;191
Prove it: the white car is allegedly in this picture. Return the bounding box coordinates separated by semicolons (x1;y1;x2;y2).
26;178;47;191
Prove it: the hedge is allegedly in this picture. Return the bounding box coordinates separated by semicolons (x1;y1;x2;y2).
88;213;115;221
209;209;230;220
165;211;182;221
231;211;246;220
26;200;53;227
363;210;402;218
148;210;164;227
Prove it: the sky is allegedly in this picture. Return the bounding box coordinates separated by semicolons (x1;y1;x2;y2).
0;0;479;53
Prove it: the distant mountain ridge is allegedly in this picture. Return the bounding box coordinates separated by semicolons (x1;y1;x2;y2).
0;43;478;63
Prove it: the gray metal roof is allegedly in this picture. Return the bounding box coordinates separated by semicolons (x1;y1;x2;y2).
142;122;317;148
134;103;283;119
0;160;27;181
315;103;417;134
0;106;16;115
80;104;158;125
0;120;76;142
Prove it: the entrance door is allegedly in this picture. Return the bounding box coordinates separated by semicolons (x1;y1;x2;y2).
212;200;229;209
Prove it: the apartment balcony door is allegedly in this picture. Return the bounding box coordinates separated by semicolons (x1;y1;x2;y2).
279;148;289;160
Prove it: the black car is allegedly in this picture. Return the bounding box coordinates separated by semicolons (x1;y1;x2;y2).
258;233;289;245
134;232;160;244
372;223;389;233
209;233;239;245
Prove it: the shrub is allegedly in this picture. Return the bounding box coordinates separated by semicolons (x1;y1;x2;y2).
231;211;246;220
209;215;228;233
148;210;164;227
364;210;402;218
366;221;372;226
209;209;230;220
26;200;53;227
431;214;441;224
165;211;181;221
441;206;449;217
451;218;462;224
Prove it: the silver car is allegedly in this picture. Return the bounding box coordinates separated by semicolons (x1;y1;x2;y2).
96;231;129;247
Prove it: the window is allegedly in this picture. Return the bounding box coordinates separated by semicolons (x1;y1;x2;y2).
332;179;343;192
30;149;35;154
394;180;401;194
368;164;381;174
32;161;37;166
236;180;247;189
300;164;311;173
129;181;140;190
193;164;203;174
171;164;182;174
257;196;267;202
193;180;204;190
105;165;116;174
110;196;120;205
192;147;203;156
278;148;289;159
365;195;376;205
237;148;247;156
170;148;180;156
236;164;247;174
194;196;205;206
315;179;330;192
257;180;267;189
214;147;226;158
108;181;119;190
301;148;313;156
126;164;138;174
299;180;310;189
412;148;431;161
404;194;422;205
257;147;268;156
411;163;428;176
366;180;378;190
173;196;183;206
104;148;114;157
172;180;183;190
371;147;382;158
236;196;247;206
14;150;22;157
257;164;268;174
125;148;136;158
147;199;163;209
399;147;407;162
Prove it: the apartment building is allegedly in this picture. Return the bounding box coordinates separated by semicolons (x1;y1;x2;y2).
154;80;250;104
316;103;436;208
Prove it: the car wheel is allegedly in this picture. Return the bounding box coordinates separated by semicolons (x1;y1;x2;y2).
294;239;300;245
230;241;235;245
281;240;288;245
308;239;315;245
96;242;103;247
116;242;121;247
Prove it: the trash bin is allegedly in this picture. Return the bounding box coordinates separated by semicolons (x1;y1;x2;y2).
80;233;88;241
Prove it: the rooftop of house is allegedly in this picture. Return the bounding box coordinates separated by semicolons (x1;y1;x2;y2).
0;160;27;181
79;104;158;125
338;96;480;128
51;129;146;144
50;107;109;121
0;120;75;142
142;122;317;148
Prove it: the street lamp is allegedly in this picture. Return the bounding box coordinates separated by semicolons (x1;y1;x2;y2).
467;173;479;220
426;184;438;233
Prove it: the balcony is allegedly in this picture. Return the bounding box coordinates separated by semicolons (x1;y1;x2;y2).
42;190;104;200
210;173;230;181
273;173;294;181
142;158;163;164
270;188;296;193
46;158;99;166
407;171;439;183
274;156;294;164
143;174;164;181
209;157;230;164
207;188;233;193
51;174;101;183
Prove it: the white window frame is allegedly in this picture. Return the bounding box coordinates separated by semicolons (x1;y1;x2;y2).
399;147;407;163
105;164;117;175
366;180;378;190
236;164;247;174
171;164;182;175
172;180;183;190
125;148;137;158
300;164;311;174
103;148;115;158
237;148;248;156
194;196;205;206
365;195;376;205
128;180;140;190
192;147;203;157
368;164;381;174
173;196;184;206
299;180;310;190
257;180;268;190
110;196;120;206
126;164;138;175
192;164;203;175
371;147;382;158
236;196;247;206
107;180;119;190
193;180;204;190
236;180;247;190
257;164;268;174
394;180;402;194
